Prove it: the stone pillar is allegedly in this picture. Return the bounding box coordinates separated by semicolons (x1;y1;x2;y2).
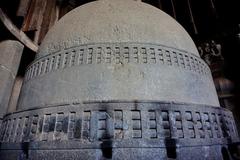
0;40;24;120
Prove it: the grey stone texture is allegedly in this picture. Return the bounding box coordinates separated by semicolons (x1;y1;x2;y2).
38;0;198;58
0;0;238;159
16;0;219;109
18;42;219;111
0;40;23;118
0;102;239;159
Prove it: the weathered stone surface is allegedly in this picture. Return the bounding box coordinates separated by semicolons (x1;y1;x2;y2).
16;0;219;110
17;42;219;111
38;0;198;58
0;0;238;159
0;146;230;160
0;102;238;159
0;40;23;118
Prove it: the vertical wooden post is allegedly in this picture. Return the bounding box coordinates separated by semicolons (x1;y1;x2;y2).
157;0;163;10
209;0;216;11
186;0;198;34
16;0;32;17
209;0;217;17
170;0;177;19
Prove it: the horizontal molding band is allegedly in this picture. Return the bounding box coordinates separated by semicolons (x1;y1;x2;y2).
0;101;238;148
24;43;210;82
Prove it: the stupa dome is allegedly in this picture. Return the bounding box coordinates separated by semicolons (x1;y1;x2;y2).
1;1;238;159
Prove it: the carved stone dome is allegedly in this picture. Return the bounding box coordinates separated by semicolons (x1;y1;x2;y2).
0;0;238;160
17;0;219;111
38;0;199;58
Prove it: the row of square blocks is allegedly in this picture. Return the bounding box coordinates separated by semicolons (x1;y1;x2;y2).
0;109;236;143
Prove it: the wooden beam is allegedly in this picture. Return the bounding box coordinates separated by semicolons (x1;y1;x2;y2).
21;0;36;31
209;0;217;18
22;0;47;31
0;8;38;52
170;0;177;19
16;0;32;17
186;0;198;34
38;0;57;43
157;0;163;10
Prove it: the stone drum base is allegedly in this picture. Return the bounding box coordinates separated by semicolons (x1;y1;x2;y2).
0;101;238;159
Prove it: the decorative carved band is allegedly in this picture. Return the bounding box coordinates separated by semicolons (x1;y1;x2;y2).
0;102;238;147
25;43;210;82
